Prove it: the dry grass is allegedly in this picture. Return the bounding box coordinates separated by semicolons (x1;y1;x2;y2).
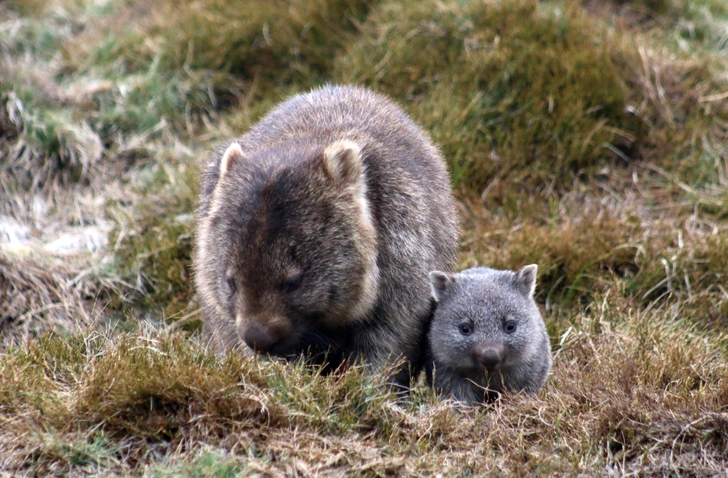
1;0;727;475
0;251;130;345
1;309;726;475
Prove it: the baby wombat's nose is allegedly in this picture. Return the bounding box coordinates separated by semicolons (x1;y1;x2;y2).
473;344;505;370
243;324;280;353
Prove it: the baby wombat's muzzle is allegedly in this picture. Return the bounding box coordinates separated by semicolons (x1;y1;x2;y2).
472;343;505;370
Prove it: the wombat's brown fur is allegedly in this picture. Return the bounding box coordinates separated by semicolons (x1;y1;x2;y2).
194;85;458;387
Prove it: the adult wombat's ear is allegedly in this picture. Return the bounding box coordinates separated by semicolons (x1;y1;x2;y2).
514;264;538;297
208;142;245;216
429;271;453;302
219;142;245;179
322;140;362;185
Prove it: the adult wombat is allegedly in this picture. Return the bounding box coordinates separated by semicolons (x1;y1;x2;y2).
426;265;552;404
194;85;458;388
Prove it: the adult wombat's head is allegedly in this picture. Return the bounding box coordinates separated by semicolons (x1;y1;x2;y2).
428;265;545;378
195;140;380;358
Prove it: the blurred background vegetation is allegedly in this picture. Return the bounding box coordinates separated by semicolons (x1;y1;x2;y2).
1;0;727;474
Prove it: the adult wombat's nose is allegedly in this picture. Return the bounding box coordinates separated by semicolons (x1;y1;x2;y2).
243;324;280;353
473;344;505;370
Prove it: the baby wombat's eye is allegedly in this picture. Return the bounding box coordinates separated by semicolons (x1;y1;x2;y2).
504;320;517;333
459;323;472;335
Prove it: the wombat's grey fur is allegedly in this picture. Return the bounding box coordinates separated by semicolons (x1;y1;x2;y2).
194;85;458;388
425;265;552;404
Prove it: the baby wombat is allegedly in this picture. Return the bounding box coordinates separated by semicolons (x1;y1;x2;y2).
194;85;458;388
425;265;552;404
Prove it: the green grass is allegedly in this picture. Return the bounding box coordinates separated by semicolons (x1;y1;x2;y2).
336;0;727;192
336;0;637;190
1;0;728;474
108;158;199;321
147;452;246;477
1;311;726;475
70;0;373;79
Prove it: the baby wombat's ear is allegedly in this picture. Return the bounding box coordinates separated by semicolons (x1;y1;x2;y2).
218;142;245;180
514;264;538;297
429;271;454;302
322;140;363;186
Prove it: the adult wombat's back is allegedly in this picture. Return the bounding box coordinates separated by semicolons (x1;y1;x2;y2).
196;85;458;386
281;87;460;379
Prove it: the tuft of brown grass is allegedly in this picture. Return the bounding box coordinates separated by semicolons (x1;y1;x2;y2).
62;0;375;95
0;253;120;345
459;192;651;309
1;308;727;475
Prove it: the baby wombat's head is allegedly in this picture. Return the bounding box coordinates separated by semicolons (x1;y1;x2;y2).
195;139;380;358
428;265;551;400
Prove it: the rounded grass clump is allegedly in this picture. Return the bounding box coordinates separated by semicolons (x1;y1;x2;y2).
74;0;375;89
461;211;648;307
632;233;728;323
0;17;105;191
4;104;103;190
336;0;637;192
1;327;399;447
460;195;728;326
3;313;727;476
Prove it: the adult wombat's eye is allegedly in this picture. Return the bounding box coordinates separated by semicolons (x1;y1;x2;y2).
459;323;472;335
504;320;517;333
225;276;237;297
281;273;304;293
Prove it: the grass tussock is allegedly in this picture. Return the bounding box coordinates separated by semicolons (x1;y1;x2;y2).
0;253;118;344
1;309;726;475
337;0;637;190
0;8;105;192
338;0;728;192
62;0;374;103
483;214;645;307
460;188;728;325
131;0;372;82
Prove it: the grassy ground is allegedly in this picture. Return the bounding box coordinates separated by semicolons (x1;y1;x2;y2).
1;0;727;475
